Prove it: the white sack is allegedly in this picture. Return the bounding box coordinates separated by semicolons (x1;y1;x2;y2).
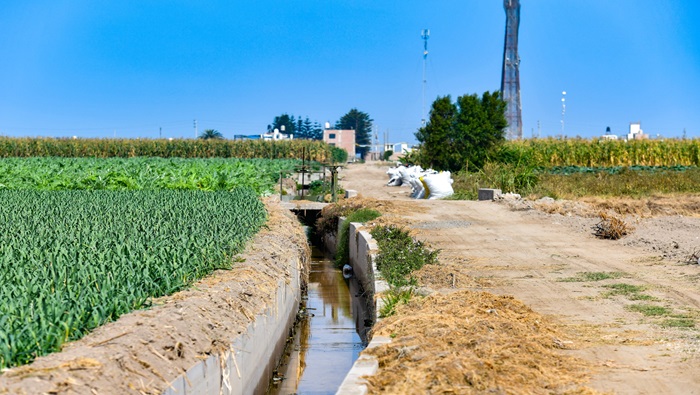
422;171;454;199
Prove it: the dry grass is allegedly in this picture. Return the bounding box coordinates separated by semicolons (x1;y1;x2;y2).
412;259;497;290
593;212;633;240
581;194;700;218
365;290;598;394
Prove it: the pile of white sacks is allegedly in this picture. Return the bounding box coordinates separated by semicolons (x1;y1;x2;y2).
386;164;454;199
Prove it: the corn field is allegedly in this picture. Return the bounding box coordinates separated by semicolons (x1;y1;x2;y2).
0;157;299;194
0;137;334;162
0;189;266;369
501;138;700;168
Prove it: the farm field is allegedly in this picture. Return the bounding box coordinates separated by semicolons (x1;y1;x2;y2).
0;189;267;369
0;156;304;370
0;137;335;162
0;157;299;194
500;138;700;167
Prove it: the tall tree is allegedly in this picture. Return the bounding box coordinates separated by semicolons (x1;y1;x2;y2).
269;113;296;135
335;108;373;158
311;121;324;140
415;91;506;172
198;129;223;140
268;114;324;140
414;96;457;169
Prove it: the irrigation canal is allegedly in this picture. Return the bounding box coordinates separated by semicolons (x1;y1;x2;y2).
267;245;370;394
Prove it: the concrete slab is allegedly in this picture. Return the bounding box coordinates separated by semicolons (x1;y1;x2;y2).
478;188;502;201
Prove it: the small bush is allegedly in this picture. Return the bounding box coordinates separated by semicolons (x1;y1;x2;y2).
370;226;439;287
330;146;348;164
594;212;632;240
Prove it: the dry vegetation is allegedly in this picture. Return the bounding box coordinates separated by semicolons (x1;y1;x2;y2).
365;291;598;394
593;212;633;240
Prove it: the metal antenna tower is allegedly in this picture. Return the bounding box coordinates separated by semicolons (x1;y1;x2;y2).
421;29;430;127
501;0;522;140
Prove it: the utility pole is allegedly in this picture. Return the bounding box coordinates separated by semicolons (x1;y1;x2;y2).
561;91;566;137
384;130;388;154
683;128;687;139
537;120;541;138
193;119;198;139
421;29;430;127
159;127;162;139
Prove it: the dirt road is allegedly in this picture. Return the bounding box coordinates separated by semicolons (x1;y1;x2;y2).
341;162;700;394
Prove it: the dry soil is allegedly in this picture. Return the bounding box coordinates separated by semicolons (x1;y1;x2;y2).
341;162;700;395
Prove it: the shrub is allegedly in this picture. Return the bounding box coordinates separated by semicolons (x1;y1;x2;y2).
593;212;632;240
370;226;439;287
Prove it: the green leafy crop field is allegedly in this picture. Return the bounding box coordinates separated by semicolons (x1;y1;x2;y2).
0;189;267;368
0;157;299;195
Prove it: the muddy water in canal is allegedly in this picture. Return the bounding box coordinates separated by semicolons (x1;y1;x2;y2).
268;246;369;395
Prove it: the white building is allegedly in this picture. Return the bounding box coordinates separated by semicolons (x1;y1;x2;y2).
393;143;412;155
262;127;293;141
626;122;647;141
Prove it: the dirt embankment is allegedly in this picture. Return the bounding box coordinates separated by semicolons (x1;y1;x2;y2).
0;199;309;395
342;162;700;394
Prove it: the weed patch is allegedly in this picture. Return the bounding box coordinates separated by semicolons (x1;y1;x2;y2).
379;288;416;318
627;304;672;317
662;318;696;328
560;271;626;282
370;226;439;287
601;283;656;301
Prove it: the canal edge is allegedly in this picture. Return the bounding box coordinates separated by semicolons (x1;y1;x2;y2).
336;221;392;395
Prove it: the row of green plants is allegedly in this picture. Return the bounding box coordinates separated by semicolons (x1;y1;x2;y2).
0;189;267;369
0;137;347;163
0;157;299;195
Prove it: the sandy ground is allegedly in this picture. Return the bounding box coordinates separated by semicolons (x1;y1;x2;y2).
0;200;309;395
341;162;700;394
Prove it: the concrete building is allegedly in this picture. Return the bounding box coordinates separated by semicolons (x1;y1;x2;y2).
392;143;412;155
323;129;355;160
262;128;293;141
626;122;648;141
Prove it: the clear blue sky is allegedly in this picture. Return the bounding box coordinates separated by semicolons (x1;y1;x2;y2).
1;1;698;143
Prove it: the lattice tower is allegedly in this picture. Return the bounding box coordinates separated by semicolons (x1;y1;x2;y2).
501;0;522;140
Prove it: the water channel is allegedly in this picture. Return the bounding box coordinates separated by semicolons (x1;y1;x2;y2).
267;245;372;394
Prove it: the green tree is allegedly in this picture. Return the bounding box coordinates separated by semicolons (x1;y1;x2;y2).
335;108;373;158
415;91;506;172
269;113;296;135
268;114;324;140
294;116;323;140
198;129;223;140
